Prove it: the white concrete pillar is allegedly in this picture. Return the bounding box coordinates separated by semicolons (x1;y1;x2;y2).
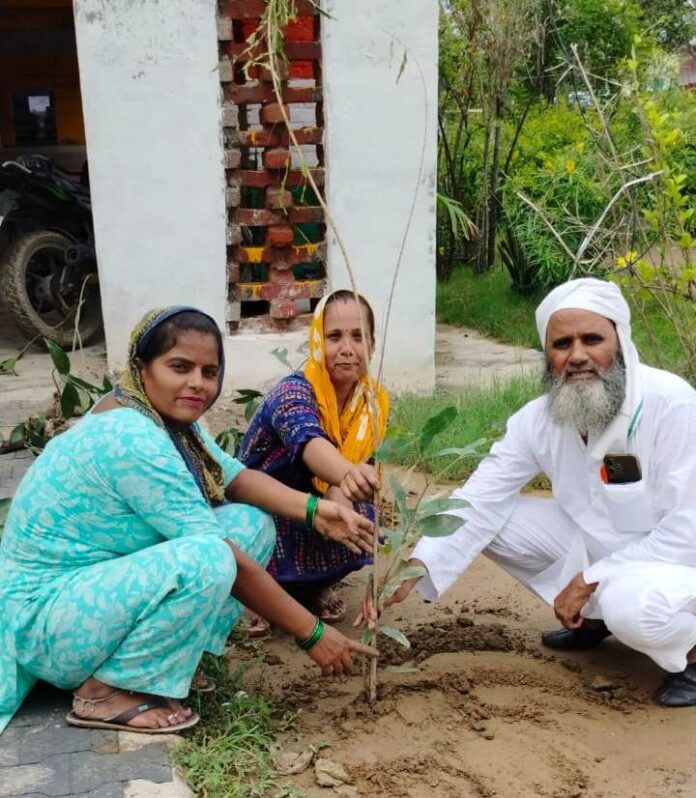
73;0;226;372
322;1;439;392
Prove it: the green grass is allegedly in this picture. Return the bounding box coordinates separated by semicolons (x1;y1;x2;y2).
437;264;694;382
437;265;543;349
389;374;541;482
173;651;300;798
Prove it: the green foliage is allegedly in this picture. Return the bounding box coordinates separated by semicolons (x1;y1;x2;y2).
174;653;292;798
556;0;643;78
0;497;10;538
437;265;542;348
1;340;112;454
388;376;541;481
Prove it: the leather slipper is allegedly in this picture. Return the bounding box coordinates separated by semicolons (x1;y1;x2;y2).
66;701;199;733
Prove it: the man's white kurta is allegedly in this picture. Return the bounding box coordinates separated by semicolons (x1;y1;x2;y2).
413;364;696;604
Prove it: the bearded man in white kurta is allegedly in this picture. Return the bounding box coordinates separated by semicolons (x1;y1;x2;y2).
383;278;696;706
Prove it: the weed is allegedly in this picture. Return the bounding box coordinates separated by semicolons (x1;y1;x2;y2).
174;652;301;798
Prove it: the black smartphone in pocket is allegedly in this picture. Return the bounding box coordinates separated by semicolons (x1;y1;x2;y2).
602;454;642;484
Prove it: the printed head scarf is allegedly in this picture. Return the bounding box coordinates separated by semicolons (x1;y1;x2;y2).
115;306;226;506
304;292;390;494
535;277;642;461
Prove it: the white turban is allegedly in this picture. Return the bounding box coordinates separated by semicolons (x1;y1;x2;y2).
535;278;643;461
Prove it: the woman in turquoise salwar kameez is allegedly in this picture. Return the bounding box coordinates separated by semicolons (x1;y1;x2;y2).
0;307;376;736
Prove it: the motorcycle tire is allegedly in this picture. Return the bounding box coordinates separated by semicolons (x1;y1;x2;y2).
2;230;103;349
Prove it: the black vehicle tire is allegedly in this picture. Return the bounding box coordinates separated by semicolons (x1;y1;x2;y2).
2;230;103;348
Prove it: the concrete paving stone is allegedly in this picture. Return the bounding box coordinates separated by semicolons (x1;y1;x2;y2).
9;686;72;728
0;753;72;797
22;787;122;798
0;726;21;767
70;746;172;794
124;771;194;798
20;723;118;764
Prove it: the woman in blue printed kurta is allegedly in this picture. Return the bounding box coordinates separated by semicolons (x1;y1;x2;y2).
239;291;389;624
0;307;376;736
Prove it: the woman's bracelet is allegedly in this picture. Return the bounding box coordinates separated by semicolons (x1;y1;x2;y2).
296;618;325;650
305;493;320;530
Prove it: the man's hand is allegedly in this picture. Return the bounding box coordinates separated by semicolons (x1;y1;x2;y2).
313;499;374;555
553;572;598;629
340;463;380;503
353;558;427;630
307;624;378;676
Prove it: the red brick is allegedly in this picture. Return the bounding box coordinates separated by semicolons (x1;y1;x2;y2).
269;298;297;319
219;0;318;19
225;41;320;62
266;187;293;210
263;147;290;171
267;225;294;247
261;103;289;125
239;168;324;188
239;129;278;147
227;262;241;283
234;208;282;226
225;84;322;105
267;262;294;283
279;127;322;145
287;206;323;224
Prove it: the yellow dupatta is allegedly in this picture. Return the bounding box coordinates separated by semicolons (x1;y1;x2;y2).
303;295;390;494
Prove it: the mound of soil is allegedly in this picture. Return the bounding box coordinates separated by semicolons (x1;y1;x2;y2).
236;554;696;798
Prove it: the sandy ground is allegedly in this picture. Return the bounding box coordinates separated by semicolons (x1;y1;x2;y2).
236;540;696;798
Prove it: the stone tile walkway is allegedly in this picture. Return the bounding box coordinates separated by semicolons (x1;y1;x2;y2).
0;686;192;798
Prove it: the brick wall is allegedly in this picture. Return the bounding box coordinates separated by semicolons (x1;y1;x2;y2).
218;0;326;331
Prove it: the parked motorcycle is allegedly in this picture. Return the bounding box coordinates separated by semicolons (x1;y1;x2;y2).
0;154;102;347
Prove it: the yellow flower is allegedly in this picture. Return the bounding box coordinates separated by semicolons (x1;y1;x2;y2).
616;256;627;268
575;142;585;154
627;250;638;263
565;159;576;174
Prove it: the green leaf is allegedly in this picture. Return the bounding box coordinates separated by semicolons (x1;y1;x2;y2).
67;374;103;393
233;389;264;403
417;512;462;537
396;50;408;83
378;565;426;606
418;406;457;454
379;625;410;648
102;375;114;392
432;438;489;458
0;358;18;375
76;386;93;412
388;474;409;517
60;382;80;418
243;398;262;423
376;425;413;462
417;497;470;519
9;424;25;445
0;497;11;536
44;338;70;375
384;663;420;674
271;347;292;370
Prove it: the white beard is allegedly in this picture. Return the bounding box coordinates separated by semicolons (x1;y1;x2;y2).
544;356;626;433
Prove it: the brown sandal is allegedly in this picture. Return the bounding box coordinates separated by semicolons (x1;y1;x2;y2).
66;692;199;734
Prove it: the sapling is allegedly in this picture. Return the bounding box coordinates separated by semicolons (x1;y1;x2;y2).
238;0;490;701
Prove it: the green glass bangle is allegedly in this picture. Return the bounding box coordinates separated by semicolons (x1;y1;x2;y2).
305;493;319;530
296;619;325;650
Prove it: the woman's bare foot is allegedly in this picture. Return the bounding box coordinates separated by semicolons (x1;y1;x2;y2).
74;677;191;730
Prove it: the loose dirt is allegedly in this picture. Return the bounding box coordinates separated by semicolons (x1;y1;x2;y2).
237;550;696;798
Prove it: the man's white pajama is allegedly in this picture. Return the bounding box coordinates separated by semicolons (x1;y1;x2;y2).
414;365;696;673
